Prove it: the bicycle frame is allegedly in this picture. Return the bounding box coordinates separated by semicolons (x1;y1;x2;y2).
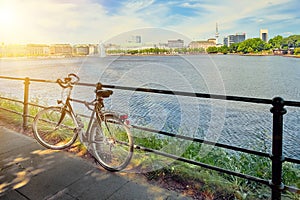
56;87;78;126
56;83;129;147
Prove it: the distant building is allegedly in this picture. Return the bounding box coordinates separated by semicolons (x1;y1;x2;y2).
208;38;217;44
105;43;121;51
188;39;216;50
168;39;184;48
0;43;100;57
26;44;49;56
50;44;72;56
215;22;220;44
73;44;89;55
260;29;268;42
1;44;27;57
224;33;246;46
89;44;99;55
157;43;168;49
128;35;142;43
73;44;99;56
135;36;142;43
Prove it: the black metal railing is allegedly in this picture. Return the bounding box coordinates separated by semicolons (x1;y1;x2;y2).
0;75;299;200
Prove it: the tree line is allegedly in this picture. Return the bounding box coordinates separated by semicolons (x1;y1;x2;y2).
106;35;300;56
106;47;206;55
207;34;300;55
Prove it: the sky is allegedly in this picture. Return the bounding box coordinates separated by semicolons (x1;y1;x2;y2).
0;0;299;44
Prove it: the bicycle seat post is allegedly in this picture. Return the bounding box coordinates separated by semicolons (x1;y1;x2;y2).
96;82;103;90
95;82;104;108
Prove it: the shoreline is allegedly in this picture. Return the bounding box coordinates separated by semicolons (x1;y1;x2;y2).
1;53;300;59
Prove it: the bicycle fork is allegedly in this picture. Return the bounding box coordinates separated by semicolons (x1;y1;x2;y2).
54;107;67;130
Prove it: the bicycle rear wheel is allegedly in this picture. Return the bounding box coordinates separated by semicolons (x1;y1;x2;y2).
90;113;133;171
32;107;78;150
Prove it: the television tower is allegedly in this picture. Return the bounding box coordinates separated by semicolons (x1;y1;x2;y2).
215;22;219;44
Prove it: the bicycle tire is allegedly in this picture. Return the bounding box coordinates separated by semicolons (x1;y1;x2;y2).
32;106;78;150
89;113;133;171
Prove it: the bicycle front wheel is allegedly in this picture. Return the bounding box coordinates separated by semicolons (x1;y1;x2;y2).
32;107;78;150
90;113;133;171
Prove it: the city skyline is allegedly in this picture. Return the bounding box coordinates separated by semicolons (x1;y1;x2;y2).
0;0;299;44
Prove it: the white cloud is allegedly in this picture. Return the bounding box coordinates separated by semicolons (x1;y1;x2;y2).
175;0;288;39
180;2;202;8
0;0;298;44
123;0;155;12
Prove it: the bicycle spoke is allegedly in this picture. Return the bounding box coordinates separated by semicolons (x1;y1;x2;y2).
33;107;78;150
89;113;133;171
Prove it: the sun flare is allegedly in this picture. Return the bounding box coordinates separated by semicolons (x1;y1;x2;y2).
0;1;25;42
0;5;16;27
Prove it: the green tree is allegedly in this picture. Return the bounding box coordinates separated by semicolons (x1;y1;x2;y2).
247;47;254;53
282;35;300;48
128;49;138;55
228;43;239;53
268;35;283;49
237;38;269;54
206;46;218;53
218;46;229;54
189;47;205;53
294;47;300;55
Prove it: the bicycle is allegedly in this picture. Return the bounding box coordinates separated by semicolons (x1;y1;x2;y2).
32;73;134;171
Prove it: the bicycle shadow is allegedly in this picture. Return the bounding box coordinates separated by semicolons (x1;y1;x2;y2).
0;147;60;195
0;127;189;199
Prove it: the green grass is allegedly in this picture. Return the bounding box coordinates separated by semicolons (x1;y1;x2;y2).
132;129;300;200
0;96;87;153
1;97;299;199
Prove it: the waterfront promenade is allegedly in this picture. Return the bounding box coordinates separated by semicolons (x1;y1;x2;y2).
0;126;191;200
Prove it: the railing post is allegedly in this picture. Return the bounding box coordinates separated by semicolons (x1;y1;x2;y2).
270;97;286;200
23;77;30;129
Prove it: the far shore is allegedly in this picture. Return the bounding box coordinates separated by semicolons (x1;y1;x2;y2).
1;53;300;59
108;53;300;58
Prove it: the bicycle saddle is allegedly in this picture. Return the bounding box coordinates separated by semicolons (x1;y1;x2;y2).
96;89;113;98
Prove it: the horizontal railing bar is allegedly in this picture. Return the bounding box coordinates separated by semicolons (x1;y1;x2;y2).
27;102;47;109
0;107;23;116
101;84;300;107
0;96;24;104
29;78;57;83
284;185;300;194
0;96;47;109
0;76;56;84
77;82;95;87
102;84;273;105
285;157;300;165
0;76;26;81
1;76;300;107
285;100;300;107
0;106;35;119
134;144;270;186
0;76;56;83
132;125;271;158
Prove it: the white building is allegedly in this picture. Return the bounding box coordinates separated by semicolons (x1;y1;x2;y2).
168;39;184;48
260;29;269;42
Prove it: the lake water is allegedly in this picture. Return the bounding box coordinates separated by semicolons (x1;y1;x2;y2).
0;55;299;159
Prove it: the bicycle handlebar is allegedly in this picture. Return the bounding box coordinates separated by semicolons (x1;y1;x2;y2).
57;73;80;88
